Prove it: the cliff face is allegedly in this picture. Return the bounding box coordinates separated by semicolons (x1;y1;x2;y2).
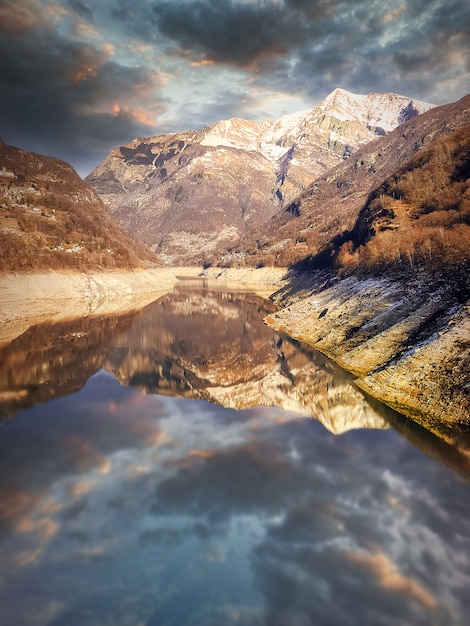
86;89;432;264
0;139;158;271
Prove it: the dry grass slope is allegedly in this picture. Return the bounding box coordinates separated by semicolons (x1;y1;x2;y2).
0;139;159;272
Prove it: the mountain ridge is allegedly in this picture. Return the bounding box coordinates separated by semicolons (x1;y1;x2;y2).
86;88;433;264
231;93;470;270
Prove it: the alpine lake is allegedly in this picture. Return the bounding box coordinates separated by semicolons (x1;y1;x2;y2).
1;277;470;626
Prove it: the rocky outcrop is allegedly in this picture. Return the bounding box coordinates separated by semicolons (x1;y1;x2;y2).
264;270;470;440
86;89;432;264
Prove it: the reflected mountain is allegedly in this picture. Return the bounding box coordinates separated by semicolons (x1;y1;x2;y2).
0;310;141;420
1;285;393;435
108;289;396;434
1;283;470;474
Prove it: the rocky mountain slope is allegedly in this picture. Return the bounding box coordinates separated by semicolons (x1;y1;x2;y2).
86;89;432;264
0;139;158;272
228;94;470;269
256;95;470;434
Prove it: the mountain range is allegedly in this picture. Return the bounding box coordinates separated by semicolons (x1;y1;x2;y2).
86;88;433;264
233;93;470;271
1;87;469;433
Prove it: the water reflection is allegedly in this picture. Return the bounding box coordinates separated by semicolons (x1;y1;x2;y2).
0;372;470;625
1;284;391;434
1;283;470;625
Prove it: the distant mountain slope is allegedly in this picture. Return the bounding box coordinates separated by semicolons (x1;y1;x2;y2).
229;94;470;270
86;89;432;264
0;139;158;272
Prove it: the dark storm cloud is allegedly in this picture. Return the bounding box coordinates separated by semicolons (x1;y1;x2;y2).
276;0;470;101
1;0;469;174
149;0;469;103
66;0;93;19
0;1;164;175
150;0;329;68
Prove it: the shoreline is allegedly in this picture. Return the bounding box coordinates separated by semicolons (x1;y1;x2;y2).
1;265;468;440
262;273;470;439
191;266;469;439
0;268;177;345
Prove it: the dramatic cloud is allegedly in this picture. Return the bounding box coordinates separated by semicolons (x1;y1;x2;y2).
0;0;469;174
0;0;166;174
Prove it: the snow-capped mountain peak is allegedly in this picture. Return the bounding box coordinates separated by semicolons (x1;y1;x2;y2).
314;87;434;132
199;88;434;161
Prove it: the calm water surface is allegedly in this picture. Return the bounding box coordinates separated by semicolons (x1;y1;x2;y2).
1;281;470;626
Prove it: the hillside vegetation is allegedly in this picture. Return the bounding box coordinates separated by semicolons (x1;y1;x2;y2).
0;139;158;272
340;126;470;273
219;95;470;273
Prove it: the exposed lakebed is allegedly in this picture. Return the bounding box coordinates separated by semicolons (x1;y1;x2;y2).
1;281;470;625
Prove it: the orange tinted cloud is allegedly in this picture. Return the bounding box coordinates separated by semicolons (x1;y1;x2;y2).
0;487;37;524
188;449;214;459
190;59;216;67
0;0;44;34
111;104;158;127
16;516;59;541
348;549;438;611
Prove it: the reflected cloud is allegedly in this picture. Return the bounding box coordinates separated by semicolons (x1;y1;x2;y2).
0;371;469;624
345;549;438;611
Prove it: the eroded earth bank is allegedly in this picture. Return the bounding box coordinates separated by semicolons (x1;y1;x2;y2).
261;269;469;441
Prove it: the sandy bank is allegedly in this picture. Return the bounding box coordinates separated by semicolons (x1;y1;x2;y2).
199;267;288;290
264;274;470;438
0;268;177;344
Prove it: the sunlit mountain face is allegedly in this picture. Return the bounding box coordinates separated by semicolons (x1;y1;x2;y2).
86;89;433;265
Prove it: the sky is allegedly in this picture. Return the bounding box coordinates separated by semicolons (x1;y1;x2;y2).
0;0;469;177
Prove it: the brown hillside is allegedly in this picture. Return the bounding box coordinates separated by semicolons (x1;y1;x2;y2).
221;94;470;270
0;139;158;272
341;126;470;274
